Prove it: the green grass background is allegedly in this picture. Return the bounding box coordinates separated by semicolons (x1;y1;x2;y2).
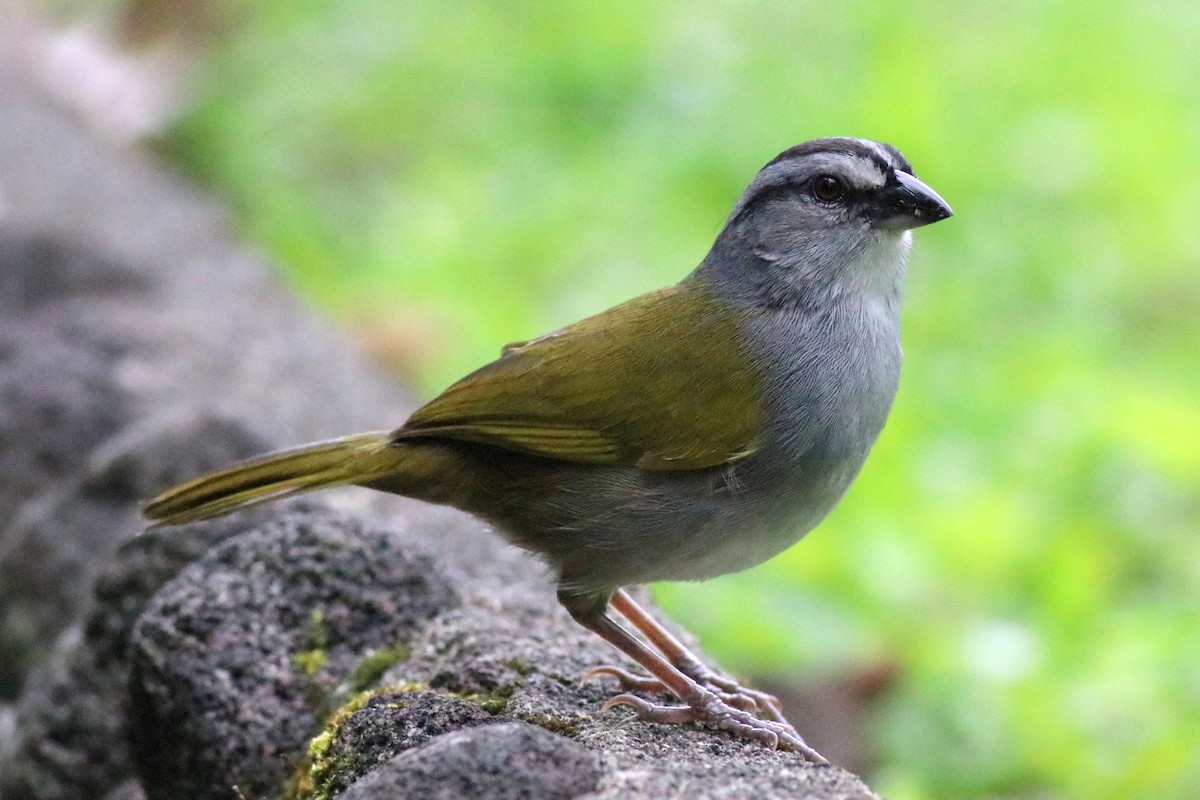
131;1;1200;797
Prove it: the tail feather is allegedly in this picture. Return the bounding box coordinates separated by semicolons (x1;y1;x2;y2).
143;431;396;526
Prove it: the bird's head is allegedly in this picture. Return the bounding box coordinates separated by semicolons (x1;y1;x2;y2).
706;138;952;306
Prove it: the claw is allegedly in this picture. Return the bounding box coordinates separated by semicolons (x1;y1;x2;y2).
600;692;644;712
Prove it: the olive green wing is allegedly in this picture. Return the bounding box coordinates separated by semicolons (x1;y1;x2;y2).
393;281;763;470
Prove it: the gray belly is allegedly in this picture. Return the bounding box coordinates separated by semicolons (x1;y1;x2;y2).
543;433;872;591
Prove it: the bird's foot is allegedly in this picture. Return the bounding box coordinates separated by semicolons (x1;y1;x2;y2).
583;664;786;724
601;689;827;763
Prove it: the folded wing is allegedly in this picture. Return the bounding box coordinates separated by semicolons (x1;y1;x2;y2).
394;281;763;471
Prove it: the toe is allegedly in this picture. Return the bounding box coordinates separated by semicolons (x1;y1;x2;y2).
582;665;667;693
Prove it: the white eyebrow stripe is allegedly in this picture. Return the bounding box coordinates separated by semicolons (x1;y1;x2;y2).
793;152;887;187
862;140;894;168
727;151;886;220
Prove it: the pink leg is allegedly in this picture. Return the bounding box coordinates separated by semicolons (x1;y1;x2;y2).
602;589;792;725
563;589;825;763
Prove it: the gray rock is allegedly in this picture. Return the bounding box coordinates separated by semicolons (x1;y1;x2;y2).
128;511;459;800
583;757;878;799
0;37;408;709
0;416;270;699
0;317;131;543
0;228;150;316
305;690;499;798
100;780;146;800
339;723;601;800
0;703;15;761
1;495;280;800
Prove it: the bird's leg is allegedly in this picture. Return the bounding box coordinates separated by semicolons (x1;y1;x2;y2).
585;589;793;728
561;588;826;763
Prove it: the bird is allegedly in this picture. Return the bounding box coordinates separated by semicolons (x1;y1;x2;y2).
143;137;952;763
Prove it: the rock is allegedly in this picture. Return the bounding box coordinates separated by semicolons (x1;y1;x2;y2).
0;317;131;541
100;780;146;800
582;756;879;799
0;416;270;698
0;228;150;316
0;45;407;703
0;703;15;762
128;511;459;800
338;723;601;800
0;501;279;800
300;690;498;798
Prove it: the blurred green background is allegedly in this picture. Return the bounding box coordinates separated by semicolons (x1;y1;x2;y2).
59;1;1200;797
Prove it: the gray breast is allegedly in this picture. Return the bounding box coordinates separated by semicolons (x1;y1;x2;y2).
751;294;901;471
676;295;903;577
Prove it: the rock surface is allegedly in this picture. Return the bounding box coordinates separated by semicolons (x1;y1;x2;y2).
338;723;602;800
130;511;458;800
0;59;881;800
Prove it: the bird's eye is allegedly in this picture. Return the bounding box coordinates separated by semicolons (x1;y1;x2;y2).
810;175;848;203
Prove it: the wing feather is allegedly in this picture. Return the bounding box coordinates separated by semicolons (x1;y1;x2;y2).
394;280;763;470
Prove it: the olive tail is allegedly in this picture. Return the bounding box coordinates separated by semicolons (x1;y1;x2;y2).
142;431;397;526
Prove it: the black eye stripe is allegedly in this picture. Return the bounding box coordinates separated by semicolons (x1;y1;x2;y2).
746;181;869;210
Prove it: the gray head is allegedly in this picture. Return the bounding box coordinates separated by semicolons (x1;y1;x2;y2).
701;138;952;308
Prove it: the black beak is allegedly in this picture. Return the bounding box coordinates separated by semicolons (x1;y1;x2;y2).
874;171;953;230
